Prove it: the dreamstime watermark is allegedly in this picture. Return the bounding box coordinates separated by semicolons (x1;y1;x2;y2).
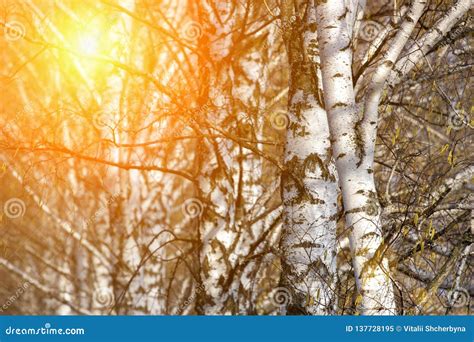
181;21;203;43
93;287;115;310
3;198;26;219
262;13;298;50
277;14;297;33
3;20;26;41
92;109;115;132
0;238;20;259
0;281;30;313
444;287;470;308
436;15;473;50
5;323;85;336
177;284;205;314
83;189;124;228
155;103;210;144
270;111;289;130
365;198;380;216
181;198;204;219
359;20;383;41
270;287;292;308
449;111;470;131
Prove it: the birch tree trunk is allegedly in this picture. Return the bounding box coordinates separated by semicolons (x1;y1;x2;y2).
279;0;338;315
315;0;396;315
195;1;240;314
195;1;282;314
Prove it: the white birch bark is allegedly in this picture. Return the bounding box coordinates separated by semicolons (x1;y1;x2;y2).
388;0;472;87
315;0;396;315
280;1;338;315
196;2;281;314
232;19;282;314
361;0;427;171
196;1;239;314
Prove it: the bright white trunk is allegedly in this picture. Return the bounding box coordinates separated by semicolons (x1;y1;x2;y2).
388;0;472;87
280;2;338;315
316;0;396;315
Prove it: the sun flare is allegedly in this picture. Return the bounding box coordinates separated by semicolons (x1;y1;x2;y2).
78;34;99;55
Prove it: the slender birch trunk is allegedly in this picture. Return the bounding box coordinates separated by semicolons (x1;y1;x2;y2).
195;1;239;314
315;0;396;314
195;1;281;314
388;0;472;88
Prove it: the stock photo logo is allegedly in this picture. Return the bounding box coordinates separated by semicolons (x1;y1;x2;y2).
0;281;30;313
93;287;116;311
181;198;204;219
443;288;471;309
448;111;470;131
3;198;26;219
270;287;292;310
0;0;471;334
4;322;85;337
92;109;116;132
180;1;237;46
3;20;26;41
365;198;380;216
270;111;289;130
181;21;203;43
359;20;383;41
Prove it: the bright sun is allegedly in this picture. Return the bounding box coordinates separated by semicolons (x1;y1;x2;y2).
78;34;99;55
